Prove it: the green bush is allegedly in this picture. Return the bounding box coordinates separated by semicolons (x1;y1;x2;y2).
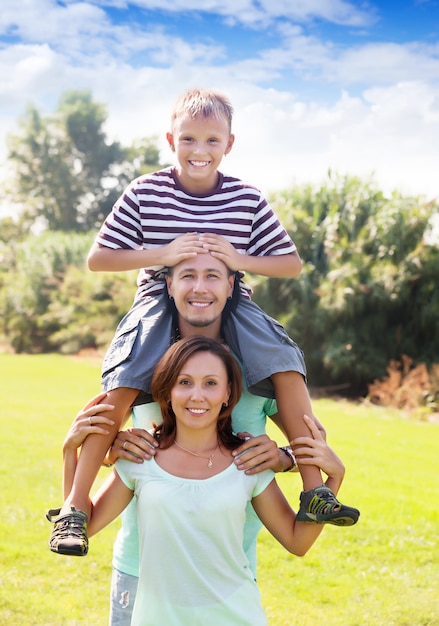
0;231;135;353
251;175;439;394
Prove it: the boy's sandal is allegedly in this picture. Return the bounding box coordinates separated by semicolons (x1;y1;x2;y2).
46;506;89;556
296;485;360;526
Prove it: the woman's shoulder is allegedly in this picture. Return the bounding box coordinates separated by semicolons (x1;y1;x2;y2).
115;456;157;483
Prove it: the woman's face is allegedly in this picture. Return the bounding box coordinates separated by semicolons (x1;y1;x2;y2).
170;351;230;431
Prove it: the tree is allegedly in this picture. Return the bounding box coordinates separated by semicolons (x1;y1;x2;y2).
4;90;166;232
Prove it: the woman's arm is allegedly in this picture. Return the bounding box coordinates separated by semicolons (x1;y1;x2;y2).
252;480;322;557
62;396;134;537
63;395;158;491
292;414;344;496
251;416;345;556
87;470;133;538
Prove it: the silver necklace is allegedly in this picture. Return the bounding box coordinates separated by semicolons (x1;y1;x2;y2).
174;439;219;468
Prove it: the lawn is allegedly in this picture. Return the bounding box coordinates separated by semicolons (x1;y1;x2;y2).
0;353;437;625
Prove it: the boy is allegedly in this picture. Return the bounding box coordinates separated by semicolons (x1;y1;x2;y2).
49;88;359;556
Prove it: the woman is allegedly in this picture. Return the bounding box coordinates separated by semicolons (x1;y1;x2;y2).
50;336;346;625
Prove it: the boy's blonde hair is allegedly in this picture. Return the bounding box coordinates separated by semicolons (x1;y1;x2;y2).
170;88;234;133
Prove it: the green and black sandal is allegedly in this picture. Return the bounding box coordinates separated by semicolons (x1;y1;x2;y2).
46;507;89;556
296;485;360;526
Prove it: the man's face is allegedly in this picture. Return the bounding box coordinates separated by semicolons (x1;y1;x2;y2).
166;254;234;334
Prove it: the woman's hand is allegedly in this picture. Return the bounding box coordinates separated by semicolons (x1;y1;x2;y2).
106;427;158;465
63;392;115;452
291;414;345;484
62;392;115;497
232;432;288;474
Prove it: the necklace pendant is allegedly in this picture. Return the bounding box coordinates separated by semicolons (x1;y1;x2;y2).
207;458;213;468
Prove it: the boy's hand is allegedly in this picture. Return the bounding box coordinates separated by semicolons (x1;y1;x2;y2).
160;233;208;266
232;432;287;474
106;427;157;465
198;233;242;271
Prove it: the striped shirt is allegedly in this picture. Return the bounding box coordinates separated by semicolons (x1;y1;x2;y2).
96;167;296;297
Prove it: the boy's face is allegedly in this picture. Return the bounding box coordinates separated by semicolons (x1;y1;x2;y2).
166;114;235;194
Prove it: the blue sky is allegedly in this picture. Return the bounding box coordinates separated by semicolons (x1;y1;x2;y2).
0;0;438;205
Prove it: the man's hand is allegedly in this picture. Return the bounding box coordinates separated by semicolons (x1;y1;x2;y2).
105;427;158;465
232;432;291;474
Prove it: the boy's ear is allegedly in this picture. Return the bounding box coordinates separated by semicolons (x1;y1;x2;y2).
165;273;173;295
166;132;175;152
225;133;235;155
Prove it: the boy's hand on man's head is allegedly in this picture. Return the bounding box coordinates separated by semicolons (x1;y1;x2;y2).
198;233;242;271
160;233;208;267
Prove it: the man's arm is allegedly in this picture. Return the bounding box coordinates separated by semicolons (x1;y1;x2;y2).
104;428;158;465
251;417;346;557
233;411;337;480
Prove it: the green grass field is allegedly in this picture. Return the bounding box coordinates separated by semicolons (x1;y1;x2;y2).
0;353;438;625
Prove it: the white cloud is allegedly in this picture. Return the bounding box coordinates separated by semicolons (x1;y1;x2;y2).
0;0;438;212
327;42;439;84
224;82;439;199
0;1;108;48
78;0;375;27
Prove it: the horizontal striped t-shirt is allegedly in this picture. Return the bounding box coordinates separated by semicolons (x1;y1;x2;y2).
96;167;296;296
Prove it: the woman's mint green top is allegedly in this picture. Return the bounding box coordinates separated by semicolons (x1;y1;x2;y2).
112;384;277;579
116;455;274;626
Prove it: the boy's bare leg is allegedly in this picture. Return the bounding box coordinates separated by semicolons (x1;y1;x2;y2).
48;387;139;555
272;371;322;491
272;371;360;526
61;387;139;515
